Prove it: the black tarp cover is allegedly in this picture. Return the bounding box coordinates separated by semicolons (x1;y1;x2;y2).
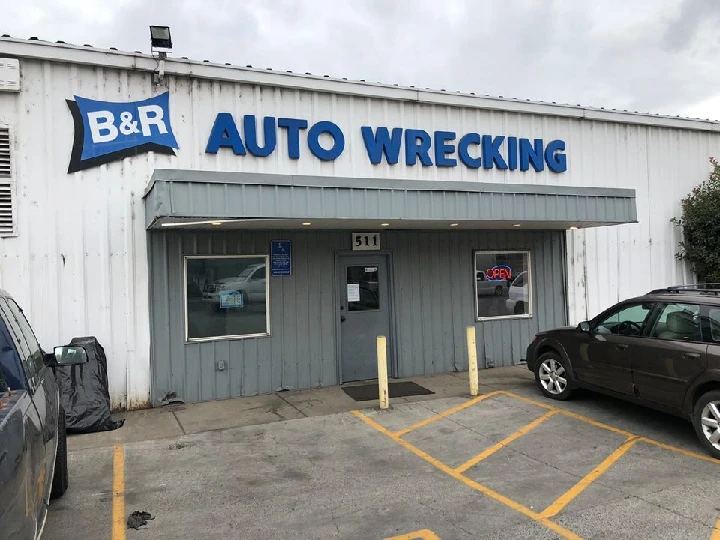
55;336;125;433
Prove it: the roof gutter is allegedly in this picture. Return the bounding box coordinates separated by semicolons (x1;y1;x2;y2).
2;37;720;133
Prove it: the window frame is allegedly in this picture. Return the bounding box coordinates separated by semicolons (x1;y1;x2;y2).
473;249;533;322
183;254;271;343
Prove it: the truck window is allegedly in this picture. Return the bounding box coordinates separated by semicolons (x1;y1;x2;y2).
5;300;43;374
0;315;25;391
0;299;43;387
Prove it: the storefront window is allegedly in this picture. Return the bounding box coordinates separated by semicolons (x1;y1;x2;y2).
474;251;532;320
185;256;269;340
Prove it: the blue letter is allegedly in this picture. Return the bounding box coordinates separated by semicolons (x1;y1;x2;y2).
206;113;245;155
243;115;277;157
308;121;345;161
278;117;308;159
362;126;402;165
405;129;433;166
481;135;508;170
507;136;518;170
545;140;567;173
434;131;457;167
520;138;545;172
458;133;481;169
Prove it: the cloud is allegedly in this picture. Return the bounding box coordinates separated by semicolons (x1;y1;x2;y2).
4;0;720;118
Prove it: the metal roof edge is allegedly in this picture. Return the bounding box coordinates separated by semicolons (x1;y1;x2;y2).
147;169;636;199
3;37;717;133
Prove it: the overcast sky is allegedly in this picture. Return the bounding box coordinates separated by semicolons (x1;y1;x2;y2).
5;0;720;120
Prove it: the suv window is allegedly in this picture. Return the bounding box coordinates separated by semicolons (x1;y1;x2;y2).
0;299;44;386
705;307;720;343
594;303;654;336
649;303;702;342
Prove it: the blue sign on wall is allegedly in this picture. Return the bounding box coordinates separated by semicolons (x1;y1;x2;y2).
270;240;292;276
205;114;567;173
67;92;179;173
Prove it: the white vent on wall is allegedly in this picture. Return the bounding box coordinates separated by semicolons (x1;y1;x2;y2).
0;127;16;236
0;59;20;92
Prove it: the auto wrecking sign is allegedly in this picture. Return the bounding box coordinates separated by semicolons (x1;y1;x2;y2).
206;113;568;173
66;92;178;173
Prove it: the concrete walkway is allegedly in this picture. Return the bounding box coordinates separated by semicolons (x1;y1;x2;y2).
68;365;534;451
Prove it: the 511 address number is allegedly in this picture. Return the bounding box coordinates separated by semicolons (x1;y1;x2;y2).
352;232;380;251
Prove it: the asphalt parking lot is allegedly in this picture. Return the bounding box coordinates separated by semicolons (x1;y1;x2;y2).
44;375;720;540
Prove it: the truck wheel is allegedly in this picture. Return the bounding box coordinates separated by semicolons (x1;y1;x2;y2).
692;390;720;460
51;407;69;499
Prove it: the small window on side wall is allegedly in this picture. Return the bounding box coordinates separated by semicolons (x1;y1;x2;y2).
185;256;269;341
474;251;531;320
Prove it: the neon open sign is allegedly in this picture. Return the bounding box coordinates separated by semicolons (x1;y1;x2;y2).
485;265;512;281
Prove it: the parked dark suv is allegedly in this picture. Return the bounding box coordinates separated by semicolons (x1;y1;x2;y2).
525;286;720;459
0;290;88;539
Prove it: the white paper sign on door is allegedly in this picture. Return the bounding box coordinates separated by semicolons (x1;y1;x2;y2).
347;283;360;302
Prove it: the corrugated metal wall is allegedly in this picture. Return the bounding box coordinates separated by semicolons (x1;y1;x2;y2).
148;229;565;404
0;50;717;407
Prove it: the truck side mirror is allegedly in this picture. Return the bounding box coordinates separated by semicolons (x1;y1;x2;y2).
578;321;591;333
54;346;89;366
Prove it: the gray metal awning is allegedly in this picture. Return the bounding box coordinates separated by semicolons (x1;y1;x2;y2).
143;169;637;230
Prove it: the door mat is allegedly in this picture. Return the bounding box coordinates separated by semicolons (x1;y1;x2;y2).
341;381;435;402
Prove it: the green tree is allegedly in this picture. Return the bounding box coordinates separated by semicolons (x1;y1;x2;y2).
672;157;720;284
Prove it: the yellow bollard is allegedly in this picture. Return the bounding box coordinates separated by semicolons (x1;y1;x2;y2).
466;326;479;396
377;335;390;409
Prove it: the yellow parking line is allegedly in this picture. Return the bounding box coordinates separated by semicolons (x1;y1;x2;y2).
557;409;636;438
499;391;641;437
500;391;720;465
384;529;441;540
352;410;582;540
455;410;560;474
711;517;720;540
393;391;502;437
638;437;720;465
540;436;638;518
494;391;558;411
112;444;125;540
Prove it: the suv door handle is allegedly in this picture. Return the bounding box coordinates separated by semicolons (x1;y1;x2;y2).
684;353;701;360
615;344;629;351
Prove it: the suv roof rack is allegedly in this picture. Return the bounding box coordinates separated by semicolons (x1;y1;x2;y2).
647;284;720;296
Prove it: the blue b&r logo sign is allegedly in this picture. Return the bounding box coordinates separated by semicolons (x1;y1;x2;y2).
66;92;179;173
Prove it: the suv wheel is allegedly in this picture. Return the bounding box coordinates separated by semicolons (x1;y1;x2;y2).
51;406;69;499
692;390;720;460
535;352;574;401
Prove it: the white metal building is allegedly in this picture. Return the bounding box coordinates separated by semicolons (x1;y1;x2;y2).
0;36;715;409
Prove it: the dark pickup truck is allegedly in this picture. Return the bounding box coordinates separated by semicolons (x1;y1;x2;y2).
0;290;87;539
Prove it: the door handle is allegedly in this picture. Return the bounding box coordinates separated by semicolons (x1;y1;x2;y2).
615;344;629;351
684;353;701;360
340;316;346;323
